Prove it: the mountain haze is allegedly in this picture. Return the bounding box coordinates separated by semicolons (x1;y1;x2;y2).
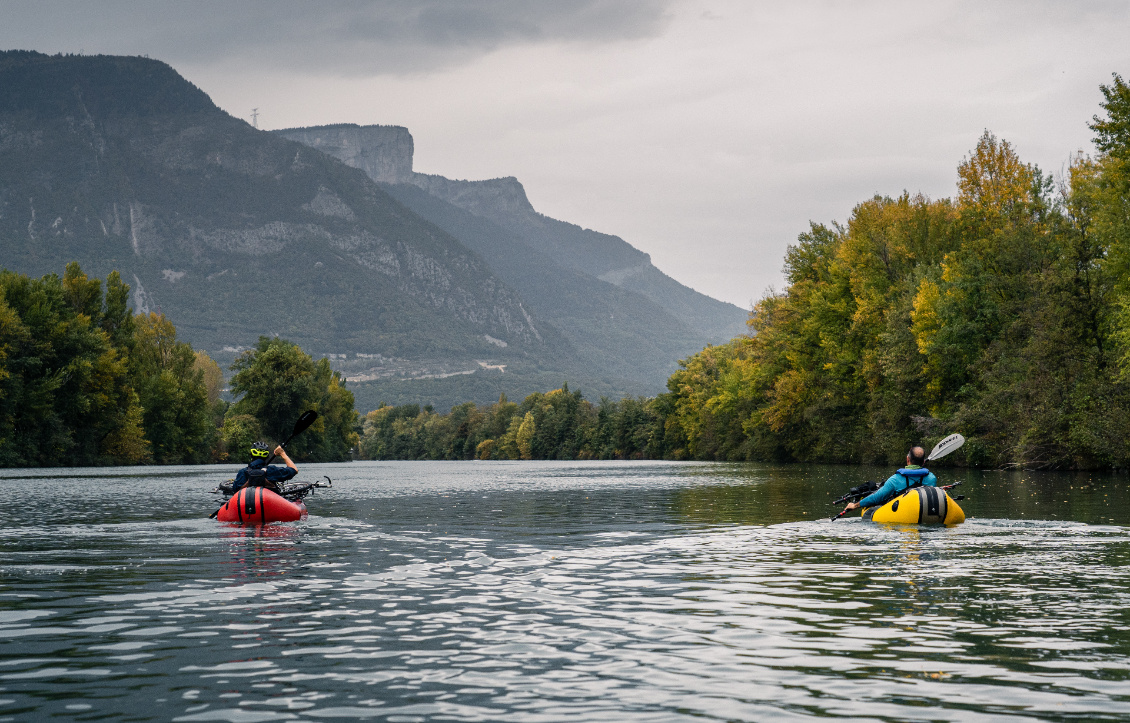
378;182;706;384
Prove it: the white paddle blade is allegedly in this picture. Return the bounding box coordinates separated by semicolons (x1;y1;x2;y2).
927;433;965;461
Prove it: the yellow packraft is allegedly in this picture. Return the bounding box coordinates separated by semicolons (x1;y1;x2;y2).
863;485;965;525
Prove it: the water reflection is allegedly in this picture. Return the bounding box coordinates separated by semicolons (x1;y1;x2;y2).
0;461;1126;721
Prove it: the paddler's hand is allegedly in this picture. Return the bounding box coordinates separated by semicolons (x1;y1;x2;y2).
844;502;859;511
274;446;297;471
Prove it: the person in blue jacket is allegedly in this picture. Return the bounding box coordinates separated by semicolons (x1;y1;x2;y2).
844;446;937;512
232;441;298;492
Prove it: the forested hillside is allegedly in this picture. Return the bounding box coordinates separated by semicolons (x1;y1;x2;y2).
0;51;611;413
378;182;709;385
360;75;1130;470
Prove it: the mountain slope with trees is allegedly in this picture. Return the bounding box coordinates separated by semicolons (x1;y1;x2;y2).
0;50;603;412
0;51;749;412
274;123;750;380
378;182;711;384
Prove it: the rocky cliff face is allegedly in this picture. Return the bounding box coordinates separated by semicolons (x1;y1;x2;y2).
411;173;536;218
276;124;750;341
0;52;550;367
274;124;415;184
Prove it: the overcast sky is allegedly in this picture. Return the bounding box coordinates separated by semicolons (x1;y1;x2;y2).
3;0;1128;308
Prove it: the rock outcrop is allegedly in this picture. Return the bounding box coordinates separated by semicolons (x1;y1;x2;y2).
275;124;750;343
274;124;414;184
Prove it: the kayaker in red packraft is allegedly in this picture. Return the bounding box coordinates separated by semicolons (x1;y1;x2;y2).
232;441;298;492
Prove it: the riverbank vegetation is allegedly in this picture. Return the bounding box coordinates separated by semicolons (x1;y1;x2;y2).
656;74;1130;469
0;263;215;465
357;386;667;461
358;75;1130;469
0;264;356;465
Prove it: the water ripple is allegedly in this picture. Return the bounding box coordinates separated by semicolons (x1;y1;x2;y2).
0;462;1127;721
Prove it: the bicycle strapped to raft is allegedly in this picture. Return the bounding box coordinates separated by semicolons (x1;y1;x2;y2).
213;476;333;503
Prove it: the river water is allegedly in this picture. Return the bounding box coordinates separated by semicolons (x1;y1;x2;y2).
0;461;1127;722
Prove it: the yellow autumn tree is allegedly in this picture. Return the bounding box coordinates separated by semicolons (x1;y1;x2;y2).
516;411;536;460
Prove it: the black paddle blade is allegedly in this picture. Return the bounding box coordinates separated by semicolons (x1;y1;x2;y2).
292;410;318;437
265;410;320;466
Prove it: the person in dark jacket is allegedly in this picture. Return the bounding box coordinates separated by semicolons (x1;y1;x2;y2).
232;441;298;492
843;445;937;512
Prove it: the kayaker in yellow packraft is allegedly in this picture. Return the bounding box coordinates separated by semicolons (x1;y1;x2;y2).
843;446;938;513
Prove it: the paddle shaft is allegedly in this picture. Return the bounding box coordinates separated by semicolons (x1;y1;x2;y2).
264;410;318;466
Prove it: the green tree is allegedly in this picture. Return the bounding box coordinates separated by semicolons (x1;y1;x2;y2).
230;337;319;445
0;265;146;466
130;313;214;463
309;357;360;462
1091;73;1130;159
1092;75;1130;375
516;411;536;460
228;336;358;461
219;414;262;463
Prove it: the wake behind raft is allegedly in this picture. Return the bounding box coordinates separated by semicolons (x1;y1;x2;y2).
211;478;332;525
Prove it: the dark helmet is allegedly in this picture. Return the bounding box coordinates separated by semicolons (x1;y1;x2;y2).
249;441;271;461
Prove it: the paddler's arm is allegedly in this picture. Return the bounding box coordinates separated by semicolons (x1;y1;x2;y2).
274;446;297;472
849;475;900;510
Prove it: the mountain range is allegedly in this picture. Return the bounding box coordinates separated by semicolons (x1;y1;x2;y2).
0;51;748;411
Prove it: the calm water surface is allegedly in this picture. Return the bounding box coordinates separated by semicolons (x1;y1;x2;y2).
0;461;1127;722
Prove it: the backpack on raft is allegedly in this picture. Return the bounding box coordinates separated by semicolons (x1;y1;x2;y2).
238;465;279;492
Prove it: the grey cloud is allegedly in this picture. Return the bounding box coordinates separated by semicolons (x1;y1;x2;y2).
0;0;674;74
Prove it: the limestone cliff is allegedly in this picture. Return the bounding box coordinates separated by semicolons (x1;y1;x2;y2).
0;52;550;367
273;124;414;184
274;124;749;342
